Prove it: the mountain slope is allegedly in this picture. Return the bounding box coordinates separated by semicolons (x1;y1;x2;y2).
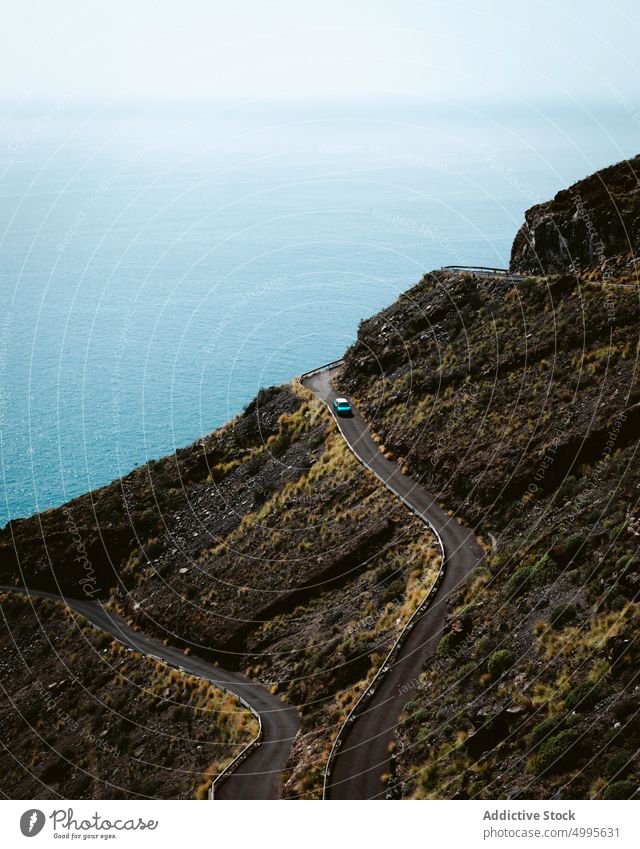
0;383;440;798
1;154;639;800
336;157;640;799
0;592;257;799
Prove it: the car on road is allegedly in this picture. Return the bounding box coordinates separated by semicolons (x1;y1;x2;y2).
333;397;352;417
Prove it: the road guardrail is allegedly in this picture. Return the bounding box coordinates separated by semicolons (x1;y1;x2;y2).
210;705;263;800
299;358;345;381
441;264;510;274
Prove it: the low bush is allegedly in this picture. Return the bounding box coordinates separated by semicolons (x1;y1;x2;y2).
527;716;565;749
487;649;515;678
506;565;532;599
269;434;290;458
535;729;581;775
530;554;561;588
437;632;455;658
549;603;576;629
556;476;576;501
381;579;405;604
564;531;586;559
308;432;325;449
614;696;638;722
564;679;605;713
143;537;163;558
602;779;637;800
604;750;632;779
453;661;477;684
602;589;626;611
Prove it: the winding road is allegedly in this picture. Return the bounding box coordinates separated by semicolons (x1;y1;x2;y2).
0;585;299;800
302;366;484;800
2;360;483;803
4;261;633;801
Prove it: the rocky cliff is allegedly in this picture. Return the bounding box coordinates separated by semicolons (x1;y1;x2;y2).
510;154;640;279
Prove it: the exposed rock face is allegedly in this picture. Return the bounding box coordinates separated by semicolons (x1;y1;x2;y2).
509;154;640;277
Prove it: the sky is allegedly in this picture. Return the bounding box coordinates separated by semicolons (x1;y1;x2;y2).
1;0;638;107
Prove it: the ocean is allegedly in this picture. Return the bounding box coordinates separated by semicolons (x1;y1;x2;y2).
1;98;637;526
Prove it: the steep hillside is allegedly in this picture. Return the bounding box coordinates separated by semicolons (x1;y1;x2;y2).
510;154;640;279
337;161;640;799
0;383;439;798
0;385;308;598
0;592;256;799
2;154;638;801
340;273;639;532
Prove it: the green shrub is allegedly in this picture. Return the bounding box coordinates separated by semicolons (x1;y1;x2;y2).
453;661;477;684
602;587;626;611
530;554;561;588
381;579;405;604
487;649;515;678
535;729;580;775
614;696;638;722
556;476;576;501
437;632;455;658
549;603;576;629
615;555;630;572
603;780;637;800
597;558;615;579
143;537;163;558
565;679;604;713
269;434;290;458
527;716;564;749
604;750;632;779
94;632;113;650
564;531;585;559
413;707;429;724
506;565;532;599
251;385;279;410
611;521;628;540
308;432;324;449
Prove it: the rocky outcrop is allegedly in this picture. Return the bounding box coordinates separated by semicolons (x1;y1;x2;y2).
509;154;640;277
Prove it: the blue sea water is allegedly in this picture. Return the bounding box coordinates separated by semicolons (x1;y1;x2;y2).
0;98;638;526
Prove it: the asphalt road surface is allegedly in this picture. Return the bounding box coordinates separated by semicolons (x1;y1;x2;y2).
0;585;299;800
302;367;484;800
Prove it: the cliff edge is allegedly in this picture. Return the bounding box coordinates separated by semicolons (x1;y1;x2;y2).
510;154;640;279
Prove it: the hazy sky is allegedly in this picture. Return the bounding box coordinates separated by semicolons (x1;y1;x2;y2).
1;0;638;105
